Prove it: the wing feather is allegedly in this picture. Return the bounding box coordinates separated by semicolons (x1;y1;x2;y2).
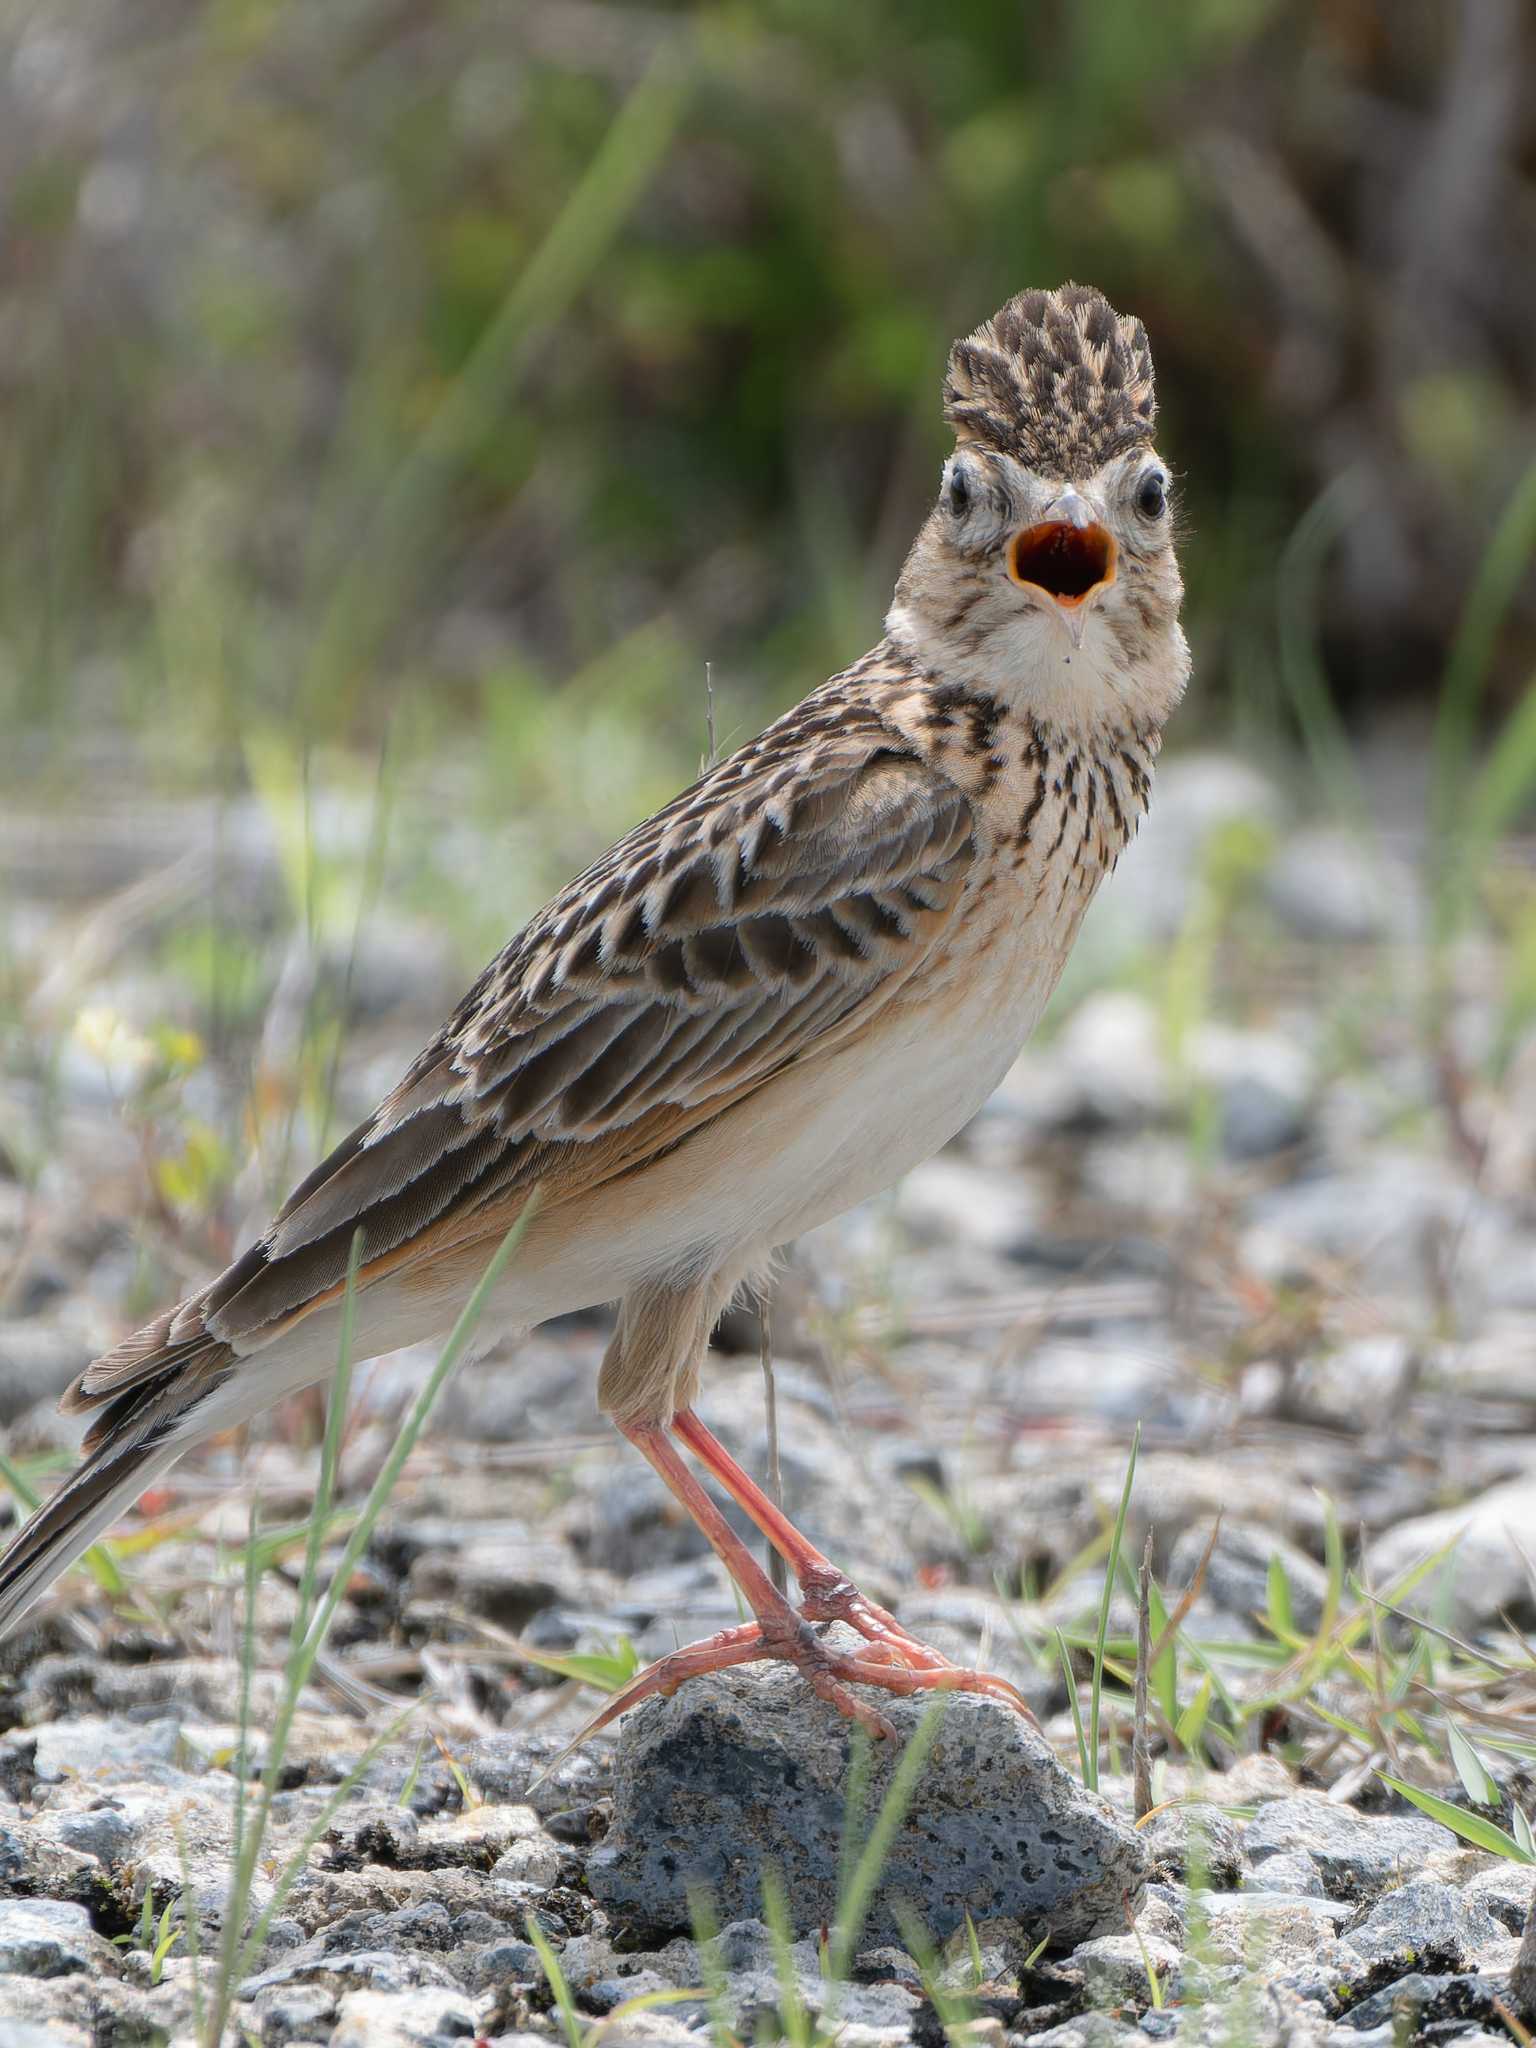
66;686;976;1403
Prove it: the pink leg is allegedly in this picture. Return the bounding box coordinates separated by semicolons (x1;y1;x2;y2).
672;1408;1036;1721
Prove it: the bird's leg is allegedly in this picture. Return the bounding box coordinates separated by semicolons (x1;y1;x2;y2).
671;1408;1035;1720
575;1419;899;1742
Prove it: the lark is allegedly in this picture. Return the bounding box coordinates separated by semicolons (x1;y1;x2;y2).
0;284;1188;1735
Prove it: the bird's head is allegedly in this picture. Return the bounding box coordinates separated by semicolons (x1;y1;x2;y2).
888;283;1189;735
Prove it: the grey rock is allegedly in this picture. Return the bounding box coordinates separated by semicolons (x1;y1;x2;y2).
1218;1071;1308;1161
463;1730;614;1822
35;1802;138;1865
1363;1478;1536;1635
0;1321;89;1423
589;1647;1147;1944
0;1898;112;1979
1345;1877;1501;1972
1139;1802;1244;1887
0;1821;100;1904
1465;1857;1536;1934
242;1948;463;1999
1334;1970;1505;2030
250;1980;340;2044
27;1712;186;1782
0;1974;97;2048
1243;1852;1326;1898
1024;2017;1143;2046
1241;1794;1454;1899
329;1985;479;2044
1072;1930;1181;2007
470;1938;541;1988
1169;1520;1330;1637
1264;829;1418;944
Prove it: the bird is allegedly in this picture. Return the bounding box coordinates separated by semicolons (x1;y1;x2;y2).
0;283;1188;1739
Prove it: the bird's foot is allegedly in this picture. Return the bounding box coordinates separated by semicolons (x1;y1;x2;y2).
797;1562;1039;1721
555;1611;903;1762
547;1596;1035;1783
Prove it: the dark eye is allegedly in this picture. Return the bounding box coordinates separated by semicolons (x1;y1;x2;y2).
946;464;971;517
1136;468;1167;520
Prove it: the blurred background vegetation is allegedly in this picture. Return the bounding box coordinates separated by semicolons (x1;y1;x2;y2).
6;0;1535;779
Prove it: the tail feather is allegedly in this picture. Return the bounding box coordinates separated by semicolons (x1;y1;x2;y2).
0;1426;183;1636
0;1316;235;1636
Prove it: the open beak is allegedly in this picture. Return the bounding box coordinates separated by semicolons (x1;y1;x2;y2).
1006;489;1117;648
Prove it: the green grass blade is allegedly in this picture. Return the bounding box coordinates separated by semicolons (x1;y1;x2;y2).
1446;1719;1501;1807
525;1909;583;2048
827;1700;946;1985
1377;1772;1535;1864
1056;1627;1089;1783
1088;1423;1140;1792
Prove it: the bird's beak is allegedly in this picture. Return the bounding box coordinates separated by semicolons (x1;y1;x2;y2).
1007;489;1117;649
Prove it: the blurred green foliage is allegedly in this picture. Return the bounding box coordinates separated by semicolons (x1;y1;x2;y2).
2;0;1533;818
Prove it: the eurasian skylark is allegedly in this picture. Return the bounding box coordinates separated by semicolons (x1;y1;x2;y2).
0;284;1188;1735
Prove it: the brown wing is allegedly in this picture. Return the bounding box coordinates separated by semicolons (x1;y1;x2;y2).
66;684;975;1417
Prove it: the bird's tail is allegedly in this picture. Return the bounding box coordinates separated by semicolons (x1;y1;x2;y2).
0;1429;186;1637
0;1310;235;1637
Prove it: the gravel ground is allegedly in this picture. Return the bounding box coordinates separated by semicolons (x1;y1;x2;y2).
1;749;1534;2045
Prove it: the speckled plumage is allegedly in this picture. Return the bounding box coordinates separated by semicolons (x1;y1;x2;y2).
944;282;1157;480
0;287;1189;1731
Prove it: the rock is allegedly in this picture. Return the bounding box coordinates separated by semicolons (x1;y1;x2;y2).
0;1322;89;1423
0;1974;97;2047
1169;1520;1330;1637
1024;2016;1143;2046
27;1713;186;1783
241;1948;464;2000
1071;1930;1181;2006
1242;1852;1326;1898
588;1646;1147;1945
1345;1877;1502;1973
249;1980;339;2044
1264;828;1418;944
0;1898;113;1979
1362;1477;1536;1634
1465;1858;1536;1934
1241;1794;1455;1900
1335;1969;1506;2031
462;1731;614;1823
470;1938;541;1989
1139;1803;1244;1888
329;1986;479;2044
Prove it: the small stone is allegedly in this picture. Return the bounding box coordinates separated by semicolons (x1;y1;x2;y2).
0;1898;114;1979
328;1985;478;2044
250;1981;339;2045
1242;1852;1325;1898
1464;1858;1536;1934
1241;1794;1455;1900
1025;2016;1143;2045
1072;1931;1181;2007
34;1803;138;1865
1336;1970;1503;2031
590;1645;1147;1945
1139;1803;1244;1887
491;1833;563;1886
1346;1877;1501;1973
470;1938;540;1989
1265;828;1418;943
29;1713;185;1783
1169;1520;1330;1637
1363;1478;1536;1634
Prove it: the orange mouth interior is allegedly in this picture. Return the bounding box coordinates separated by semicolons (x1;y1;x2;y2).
1007;521;1117;605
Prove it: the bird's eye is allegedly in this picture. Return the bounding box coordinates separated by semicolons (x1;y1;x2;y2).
1136;468;1168;520
946;464;971;517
